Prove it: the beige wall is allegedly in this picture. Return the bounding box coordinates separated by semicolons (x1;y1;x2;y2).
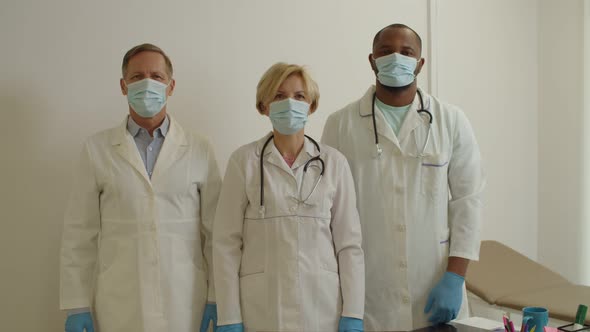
437;0;540;260
538;0;589;285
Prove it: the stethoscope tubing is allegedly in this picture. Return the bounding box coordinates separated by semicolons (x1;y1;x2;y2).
372;89;433;157
259;134;324;215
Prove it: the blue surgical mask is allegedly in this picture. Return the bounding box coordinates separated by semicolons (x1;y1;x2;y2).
125;78;170;118
374;52;418;87
269;98;309;135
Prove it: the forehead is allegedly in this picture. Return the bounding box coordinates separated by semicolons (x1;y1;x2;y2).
127;51;167;72
278;74;305;91
374;27;420;50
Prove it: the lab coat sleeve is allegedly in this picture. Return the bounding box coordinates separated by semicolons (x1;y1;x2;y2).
447;110;486;261
213;153;248;325
321;113;340;150
331;156;365;319
199;141;222;302
60;141;100;310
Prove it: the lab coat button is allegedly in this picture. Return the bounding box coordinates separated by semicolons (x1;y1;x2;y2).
399;260;407;269
397;225;406;232
148;146;153;151
395;186;403;194
290;206;297;212
403;296;410;303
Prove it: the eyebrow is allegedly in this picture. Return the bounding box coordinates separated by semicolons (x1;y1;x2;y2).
128;70;166;76
277;90;306;94
378;45;416;52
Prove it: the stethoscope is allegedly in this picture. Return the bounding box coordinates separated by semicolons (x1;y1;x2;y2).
259;134;325;217
372;89;433;157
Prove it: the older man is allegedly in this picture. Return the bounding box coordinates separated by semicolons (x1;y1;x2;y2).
60;43;221;332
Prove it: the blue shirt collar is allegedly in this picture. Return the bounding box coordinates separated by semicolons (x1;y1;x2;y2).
127;115;170;138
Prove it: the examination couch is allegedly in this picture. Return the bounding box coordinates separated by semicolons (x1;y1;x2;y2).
465;241;590;327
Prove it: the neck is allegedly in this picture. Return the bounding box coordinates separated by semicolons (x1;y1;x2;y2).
273;130;305;158
375;81;417;107
129;108;167;136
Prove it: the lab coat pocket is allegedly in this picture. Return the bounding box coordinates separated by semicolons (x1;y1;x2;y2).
95;241;136;330
97;240;119;276
438;227;451;263
240;219;266;277
420;155;448;198
240;272;267;330
181;237;203;270
171;239;207;311
318;220;338;273
439;227;450;246
317;268;342;330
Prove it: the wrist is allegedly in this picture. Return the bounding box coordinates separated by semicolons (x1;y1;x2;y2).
443;271;465;286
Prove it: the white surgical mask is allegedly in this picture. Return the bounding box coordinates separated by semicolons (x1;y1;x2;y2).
125;78;170;118
268;98;310;135
374;52;418;87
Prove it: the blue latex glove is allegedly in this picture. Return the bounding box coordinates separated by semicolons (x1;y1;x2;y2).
424;271;465;324
65;312;94;332
200;303;218;332
217;323;244;332
339;316;364;332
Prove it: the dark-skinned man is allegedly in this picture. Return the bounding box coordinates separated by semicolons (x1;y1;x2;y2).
322;24;485;331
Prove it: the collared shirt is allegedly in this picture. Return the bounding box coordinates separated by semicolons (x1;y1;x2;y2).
127;115;169;178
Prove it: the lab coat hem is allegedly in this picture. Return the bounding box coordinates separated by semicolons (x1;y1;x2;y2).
341;312;364;320
448;251;479;261
59;299;92;311
217;319;243;326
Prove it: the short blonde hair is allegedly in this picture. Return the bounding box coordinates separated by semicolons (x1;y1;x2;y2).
256;62;320;114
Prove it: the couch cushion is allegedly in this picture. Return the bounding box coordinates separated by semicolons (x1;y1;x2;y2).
465;241;570;303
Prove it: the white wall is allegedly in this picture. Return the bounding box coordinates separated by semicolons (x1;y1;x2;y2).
0;0;430;330
437;0;540;259
538;0;589;285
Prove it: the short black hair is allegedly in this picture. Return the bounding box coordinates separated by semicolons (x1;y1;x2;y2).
372;23;422;51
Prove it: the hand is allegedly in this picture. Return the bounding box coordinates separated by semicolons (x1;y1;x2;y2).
217;323;244;332
65;312;94;332
424;271;464;324
338;316;364;332
200;303;218;332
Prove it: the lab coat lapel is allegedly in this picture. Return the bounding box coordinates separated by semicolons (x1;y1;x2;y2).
396;95;423;144
151;116;188;183
291;136;319;171
359;86;400;149
267;143;295;177
256;133;295;178
111;117;152;187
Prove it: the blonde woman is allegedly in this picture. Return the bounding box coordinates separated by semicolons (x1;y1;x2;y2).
213;63;365;332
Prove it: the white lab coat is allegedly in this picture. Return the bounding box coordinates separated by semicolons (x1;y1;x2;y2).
213;133;365;332
60;116;221;332
322;86;485;331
